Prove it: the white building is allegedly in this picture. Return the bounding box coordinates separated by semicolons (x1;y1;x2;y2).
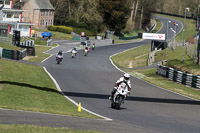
0;0;34;37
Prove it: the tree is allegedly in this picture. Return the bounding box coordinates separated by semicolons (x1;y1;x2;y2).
99;0;130;35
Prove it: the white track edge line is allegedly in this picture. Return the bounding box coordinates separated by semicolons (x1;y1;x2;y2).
43;67;112;121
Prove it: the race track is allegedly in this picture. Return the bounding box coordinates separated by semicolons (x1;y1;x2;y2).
42;16;200;133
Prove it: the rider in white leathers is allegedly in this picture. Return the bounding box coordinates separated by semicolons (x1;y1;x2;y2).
109;73;131;99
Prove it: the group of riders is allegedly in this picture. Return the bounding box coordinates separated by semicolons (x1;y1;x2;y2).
56;41;96;59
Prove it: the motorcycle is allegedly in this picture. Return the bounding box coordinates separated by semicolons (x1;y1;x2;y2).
56;55;63;64
110;82;130;109
71;49;77;58
84;49;88;56
92;45;95;51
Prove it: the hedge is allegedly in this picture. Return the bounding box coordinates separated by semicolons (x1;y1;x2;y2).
48;25;73;34
48;25;97;36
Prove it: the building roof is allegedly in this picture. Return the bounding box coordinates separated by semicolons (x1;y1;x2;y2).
3;8;25;12
34;0;54;10
0;21;35;26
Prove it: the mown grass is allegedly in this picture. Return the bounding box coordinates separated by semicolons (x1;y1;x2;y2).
111;45;200;100
155;46;200;75
0;59;100;119
33;28;73;40
111;45;150;68
0;43;21;50
27;45;51;63
0;124;104;133
152;19;162;33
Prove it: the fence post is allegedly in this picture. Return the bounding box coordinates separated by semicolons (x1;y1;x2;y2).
197;34;200;64
0;47;2;58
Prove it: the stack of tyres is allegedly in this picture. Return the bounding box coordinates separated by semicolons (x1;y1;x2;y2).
2;49;12;59
12;50;18;60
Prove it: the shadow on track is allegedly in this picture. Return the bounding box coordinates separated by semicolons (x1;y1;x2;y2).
1;81;200;105
0;81;60;94
64;92;200;105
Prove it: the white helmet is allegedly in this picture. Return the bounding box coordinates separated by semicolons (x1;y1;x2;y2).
124;73;130;81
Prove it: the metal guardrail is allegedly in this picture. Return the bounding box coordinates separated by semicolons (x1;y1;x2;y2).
157;65;200;89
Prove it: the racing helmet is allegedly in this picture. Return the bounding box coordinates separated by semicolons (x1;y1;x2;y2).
124;73;130;81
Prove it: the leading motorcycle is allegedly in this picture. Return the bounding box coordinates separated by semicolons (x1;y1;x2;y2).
110;82;130;109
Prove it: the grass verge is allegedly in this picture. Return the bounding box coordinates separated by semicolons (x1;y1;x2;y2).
33;28;73;40
0;59;100;119
111;45;200;100
111;45;150;68
26;45;51;63
152;19;162;33
0;124;104;133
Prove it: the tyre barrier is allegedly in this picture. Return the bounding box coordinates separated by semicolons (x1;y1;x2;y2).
19;40;34;47
2;48;27;60
157;64;200;90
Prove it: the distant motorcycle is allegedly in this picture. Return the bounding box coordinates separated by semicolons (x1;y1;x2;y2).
71;49;77;58
92;45;95;51
84;49;88;56
110;82;130;109
56;55;63;64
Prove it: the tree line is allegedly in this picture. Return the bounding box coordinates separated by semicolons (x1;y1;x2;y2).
50;0;159;35
14;0;200;35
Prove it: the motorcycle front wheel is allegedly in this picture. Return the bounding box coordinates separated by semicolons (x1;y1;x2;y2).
111;102;115;108
116;96;123;109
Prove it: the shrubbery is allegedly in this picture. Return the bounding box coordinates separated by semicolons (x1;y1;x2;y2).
48;25;73;34
48;25;97;36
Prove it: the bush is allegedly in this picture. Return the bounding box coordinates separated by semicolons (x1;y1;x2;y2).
47;25;96;36
48;25;73;34
48;25;57;31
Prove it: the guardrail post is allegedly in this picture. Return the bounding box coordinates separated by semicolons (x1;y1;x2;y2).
0;47;2;58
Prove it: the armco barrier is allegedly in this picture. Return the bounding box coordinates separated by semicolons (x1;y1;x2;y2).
157;65;200;90
119;36;138;40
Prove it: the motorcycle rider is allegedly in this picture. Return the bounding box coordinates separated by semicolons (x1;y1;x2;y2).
92;43;95;50
56;50;63;58
71;46;78;56
109;73;131;100
72;46;77;51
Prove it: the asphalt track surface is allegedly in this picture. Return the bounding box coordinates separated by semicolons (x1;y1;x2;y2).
1;16;200;133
